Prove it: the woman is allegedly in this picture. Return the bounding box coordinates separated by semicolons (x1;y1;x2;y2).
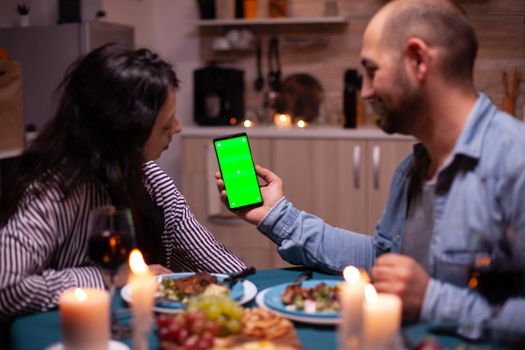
0;43;245;318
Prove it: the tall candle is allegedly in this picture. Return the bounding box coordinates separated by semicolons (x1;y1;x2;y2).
362;284;401;349
129;249;157;350
338;266;368;350
59;288;110;350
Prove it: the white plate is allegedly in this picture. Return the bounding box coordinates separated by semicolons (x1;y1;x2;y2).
256;288;341;325
121;276;258;314
45;340;130;350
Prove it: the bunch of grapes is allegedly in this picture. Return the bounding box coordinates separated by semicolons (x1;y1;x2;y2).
187;294;244;336
156;312;218;350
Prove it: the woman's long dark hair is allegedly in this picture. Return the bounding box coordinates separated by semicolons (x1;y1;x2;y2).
0;43;179;244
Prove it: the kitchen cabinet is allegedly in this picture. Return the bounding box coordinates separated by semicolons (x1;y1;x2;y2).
180;127;414;269
272;138;413;235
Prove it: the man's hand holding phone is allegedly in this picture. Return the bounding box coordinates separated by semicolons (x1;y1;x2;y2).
216;165;284;225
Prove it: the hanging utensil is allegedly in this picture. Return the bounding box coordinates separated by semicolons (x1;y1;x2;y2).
254;39;264;92
268;36;282;92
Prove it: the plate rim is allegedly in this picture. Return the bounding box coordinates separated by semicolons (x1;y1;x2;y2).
264;279;342;318
258;279;343;324
120;273;257;314
256;288;341;325
154;272;244;308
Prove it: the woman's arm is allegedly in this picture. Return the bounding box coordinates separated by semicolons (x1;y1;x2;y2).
0;185;105;319
143;162;246;274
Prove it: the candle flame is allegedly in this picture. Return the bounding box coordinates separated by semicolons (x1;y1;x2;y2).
343;266;361;283
74;288;87;301
364;284;378;303
129;249;148;274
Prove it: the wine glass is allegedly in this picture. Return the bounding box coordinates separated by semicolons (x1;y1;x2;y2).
467;228;523;304
466;228;524;343
88;205;136;339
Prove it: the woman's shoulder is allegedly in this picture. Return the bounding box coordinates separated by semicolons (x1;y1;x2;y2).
143;161;172;184
142;161;181;200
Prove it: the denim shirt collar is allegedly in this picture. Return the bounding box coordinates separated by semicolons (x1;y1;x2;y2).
451;92;497;160
407;93;497;181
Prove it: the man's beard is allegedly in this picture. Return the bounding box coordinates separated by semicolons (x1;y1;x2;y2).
373;69;423;135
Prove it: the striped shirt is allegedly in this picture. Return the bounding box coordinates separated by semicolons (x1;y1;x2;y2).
0;161;245;318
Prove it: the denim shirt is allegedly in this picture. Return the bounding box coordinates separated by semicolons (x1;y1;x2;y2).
257;93;525;339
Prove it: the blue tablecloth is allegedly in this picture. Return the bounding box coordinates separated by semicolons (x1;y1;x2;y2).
10;268;497;350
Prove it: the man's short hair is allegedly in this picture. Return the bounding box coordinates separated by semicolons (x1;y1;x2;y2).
381;0;478;84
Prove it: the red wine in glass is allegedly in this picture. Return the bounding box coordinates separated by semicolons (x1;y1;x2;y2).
468;230;524;305
88;231;134;272
468;263;524;305
88;205;136;339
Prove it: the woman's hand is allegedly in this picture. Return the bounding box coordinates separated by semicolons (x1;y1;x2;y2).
101;264;172;289
216;165;284;225
148;264;173;276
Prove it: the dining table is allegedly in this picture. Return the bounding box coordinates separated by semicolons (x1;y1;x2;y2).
9;267;498;350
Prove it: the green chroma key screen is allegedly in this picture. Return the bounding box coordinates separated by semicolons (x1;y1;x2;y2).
214;133;263;210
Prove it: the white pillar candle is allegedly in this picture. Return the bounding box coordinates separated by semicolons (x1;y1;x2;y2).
129;249;157;350
338;266;368;350
362;284;402;349
59;288;110;350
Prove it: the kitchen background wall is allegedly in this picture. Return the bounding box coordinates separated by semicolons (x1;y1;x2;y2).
1;0;524;181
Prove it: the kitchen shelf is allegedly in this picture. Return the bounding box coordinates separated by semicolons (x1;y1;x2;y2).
196;16;349;28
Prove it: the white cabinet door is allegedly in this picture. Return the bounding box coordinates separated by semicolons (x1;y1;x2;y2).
271;139;368;233
365;140;414;235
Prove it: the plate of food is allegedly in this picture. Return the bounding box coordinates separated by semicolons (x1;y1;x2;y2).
256;279;343;325
121;271;257;313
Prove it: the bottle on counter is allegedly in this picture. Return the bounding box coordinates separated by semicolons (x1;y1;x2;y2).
343;69;362;129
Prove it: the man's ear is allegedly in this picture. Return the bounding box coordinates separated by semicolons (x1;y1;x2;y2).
405;38;431;81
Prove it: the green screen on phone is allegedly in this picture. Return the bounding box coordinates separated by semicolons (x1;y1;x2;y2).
214;133;263;210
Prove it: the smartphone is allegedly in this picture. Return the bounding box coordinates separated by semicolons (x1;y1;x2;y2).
213;133;263;210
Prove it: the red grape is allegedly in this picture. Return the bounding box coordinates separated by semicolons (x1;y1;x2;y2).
156;311;217;349
157;314;173;328
183;334;200;349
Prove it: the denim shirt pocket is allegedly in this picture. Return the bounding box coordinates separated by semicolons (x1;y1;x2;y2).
433;240;475;287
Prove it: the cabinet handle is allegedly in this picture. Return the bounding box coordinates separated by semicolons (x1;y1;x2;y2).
372;145;380;190
353;144;361;189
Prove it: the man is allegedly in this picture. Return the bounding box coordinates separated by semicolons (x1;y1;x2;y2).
216;0;525;340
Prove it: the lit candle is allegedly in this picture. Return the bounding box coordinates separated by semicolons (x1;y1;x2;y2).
296;119;308;128
274;113;292;128
338;266;368;350
59;288;110;350
362;284;402;349
129;249;157;350
243;119;253;128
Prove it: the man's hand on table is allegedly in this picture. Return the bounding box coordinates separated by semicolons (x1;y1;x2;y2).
215;164;284;225
371;253;430;322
